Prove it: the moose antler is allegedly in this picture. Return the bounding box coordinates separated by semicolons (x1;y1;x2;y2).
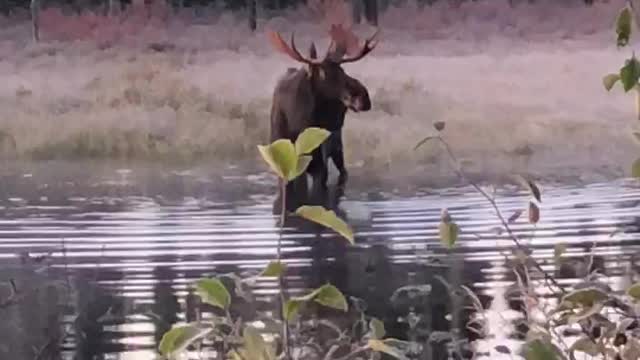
267;30;323;65
327;24;379;64
267;25;379;65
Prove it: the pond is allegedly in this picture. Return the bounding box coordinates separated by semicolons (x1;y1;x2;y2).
1;161;639;359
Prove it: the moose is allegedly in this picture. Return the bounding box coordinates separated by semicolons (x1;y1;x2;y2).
267;25;378;196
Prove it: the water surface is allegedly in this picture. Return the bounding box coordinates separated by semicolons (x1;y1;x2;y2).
1;163;640;359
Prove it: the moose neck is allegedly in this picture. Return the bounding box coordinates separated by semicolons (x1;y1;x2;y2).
311;95;347;132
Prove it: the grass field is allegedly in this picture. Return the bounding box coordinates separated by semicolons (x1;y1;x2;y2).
0;0;635;183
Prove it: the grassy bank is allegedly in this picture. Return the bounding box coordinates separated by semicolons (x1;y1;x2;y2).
0;0;636;182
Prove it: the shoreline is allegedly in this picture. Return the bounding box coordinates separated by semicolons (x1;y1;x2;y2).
0;0;635;194
0;157;631;202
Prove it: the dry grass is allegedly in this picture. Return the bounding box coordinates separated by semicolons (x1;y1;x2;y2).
0;0;635;180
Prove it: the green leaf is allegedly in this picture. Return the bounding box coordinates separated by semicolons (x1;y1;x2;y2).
286;284;348;320
257;139;297;180
312;284;348;311
568;302;604;325
523;339;564;360
570;336;599;356
617;6;632;47
295;205;354;244
195;278;231;310
242;325;273;360
158;324;212;357
295;127;330;155
627;282;640;300
369;317;386;339
621;57;640;92
283;299;302;322
368;339;410;360
526;326;552;343
290;155;312;180
553;243;567;263
603;73;621;91
632;158;640;178
636;86;640;120
260;261;286;278
258;144;283;179
561;287;609;307
439;220;458;249
228;350;244;360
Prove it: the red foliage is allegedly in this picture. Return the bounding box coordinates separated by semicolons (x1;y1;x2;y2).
37;2;171;44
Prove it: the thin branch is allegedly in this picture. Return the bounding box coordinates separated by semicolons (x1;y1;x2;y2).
278;180;291;359
416;133;608;354
426;136;565;294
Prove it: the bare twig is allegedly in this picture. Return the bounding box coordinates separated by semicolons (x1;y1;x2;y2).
417;135;565;294
415;132;613;355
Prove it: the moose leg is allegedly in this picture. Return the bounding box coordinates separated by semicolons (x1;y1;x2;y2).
330;131;349;186
286;174;310;212
307;147;329;191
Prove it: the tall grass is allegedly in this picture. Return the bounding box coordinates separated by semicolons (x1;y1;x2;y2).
0;0;634;180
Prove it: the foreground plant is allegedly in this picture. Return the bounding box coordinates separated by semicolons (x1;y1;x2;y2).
158;128;407;359
603;1;640;177
417;120;640;359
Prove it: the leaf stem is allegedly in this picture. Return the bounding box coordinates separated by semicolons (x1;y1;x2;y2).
278;180;291;359
420;134;611;351
433;136;565;294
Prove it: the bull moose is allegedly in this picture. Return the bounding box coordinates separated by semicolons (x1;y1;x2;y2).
267;25;378;194
307;42;353;188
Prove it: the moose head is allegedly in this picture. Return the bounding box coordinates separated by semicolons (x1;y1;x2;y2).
268;24;379;113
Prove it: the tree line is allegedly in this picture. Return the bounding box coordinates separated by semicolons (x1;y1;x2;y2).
1;0;601;41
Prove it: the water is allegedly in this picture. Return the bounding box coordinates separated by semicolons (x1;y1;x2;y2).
1;162;640;359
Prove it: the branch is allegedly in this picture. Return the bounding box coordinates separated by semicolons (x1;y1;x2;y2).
427;135;565;294
416;133;611;352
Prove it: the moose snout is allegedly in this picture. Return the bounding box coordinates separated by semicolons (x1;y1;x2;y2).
342;93;372;112
356;94;371;111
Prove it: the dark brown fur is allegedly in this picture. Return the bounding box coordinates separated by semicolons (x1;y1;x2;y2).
270;64;370;190
268;26;378;193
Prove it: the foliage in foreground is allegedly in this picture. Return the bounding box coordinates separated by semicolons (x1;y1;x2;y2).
415;119;640;360
603;2;640;178
158;3;640;359
158;128;408;359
